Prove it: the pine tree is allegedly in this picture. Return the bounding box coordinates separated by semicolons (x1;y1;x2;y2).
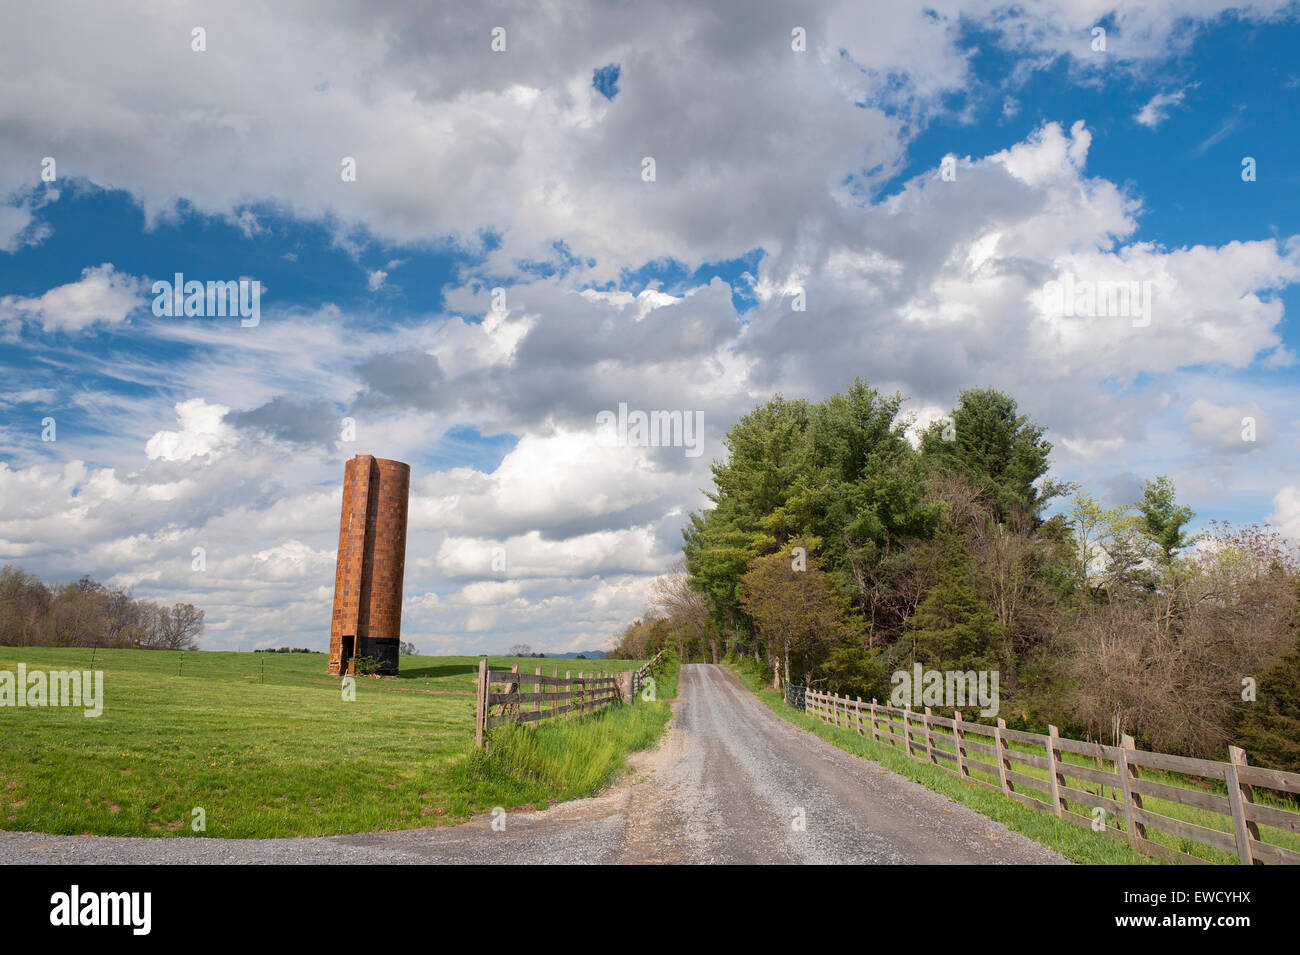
1236;638;1300;772
907;536;1009;672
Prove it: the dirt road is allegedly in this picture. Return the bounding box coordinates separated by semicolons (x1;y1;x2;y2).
0;664;1065;864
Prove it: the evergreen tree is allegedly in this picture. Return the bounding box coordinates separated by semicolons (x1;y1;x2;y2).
920;387;1061;524
1236;637;1300;772
906;535;1009;672
1136;475;1196;563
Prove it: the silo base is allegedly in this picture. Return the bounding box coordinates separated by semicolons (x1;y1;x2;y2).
358;636;400;675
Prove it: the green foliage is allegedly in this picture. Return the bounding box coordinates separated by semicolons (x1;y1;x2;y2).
796;379;942;580
906;534;1009;672
1236;637;1300;772
1136;475;1197;563
350;654;381;675
920;387;1060;523
672;382;1299;766
683;379;944;658
739;542;862;683
819;642;890;700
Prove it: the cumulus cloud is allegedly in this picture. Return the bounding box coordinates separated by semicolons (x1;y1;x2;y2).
3;2;1300;655
2;1;1284;276
0;263;145;333
145;399;236;462
226;396;343;446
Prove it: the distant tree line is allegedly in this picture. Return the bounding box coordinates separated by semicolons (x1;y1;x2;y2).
611;381;1300;771
0;566;204;651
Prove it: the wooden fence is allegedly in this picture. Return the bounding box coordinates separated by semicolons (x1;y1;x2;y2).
474;660;621;748
631;649;665;698
803;689;1300;865
636;649;665;682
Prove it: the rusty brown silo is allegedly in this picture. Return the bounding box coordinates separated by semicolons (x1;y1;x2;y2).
328;454;410;676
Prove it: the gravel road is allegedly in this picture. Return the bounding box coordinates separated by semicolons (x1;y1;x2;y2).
0;664;1066;864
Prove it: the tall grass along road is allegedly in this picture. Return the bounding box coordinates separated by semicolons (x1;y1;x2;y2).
1;664;1064;864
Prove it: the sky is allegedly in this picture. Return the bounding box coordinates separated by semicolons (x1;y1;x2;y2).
1;1;1299;654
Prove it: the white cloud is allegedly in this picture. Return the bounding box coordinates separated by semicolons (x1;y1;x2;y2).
3;2;1300;656
1268;486;1300;542
145;399;236;462
1135;89;1187;128
1184;398;1273;453
0;263;145;333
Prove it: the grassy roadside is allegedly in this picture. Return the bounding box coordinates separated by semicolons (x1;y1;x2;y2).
0;647;673;837
456;656;680;808
726;660;1155;865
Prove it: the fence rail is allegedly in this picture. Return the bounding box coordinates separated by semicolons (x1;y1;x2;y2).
802;688;1300;866
475;660;620;748
631;649;665;699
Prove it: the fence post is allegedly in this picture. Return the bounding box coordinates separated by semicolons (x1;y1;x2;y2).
578;671;585;717
1225;745;1260;865
869;699;878;743
565;671;572;720
855;696;863;736
535;667;542;725
923;707;935;764
994;718;1013;794
474;657;488;748
903;706;914;759
953;710;968;779
509;663;520;722
1117;733;1146;848
1046;725;1065;818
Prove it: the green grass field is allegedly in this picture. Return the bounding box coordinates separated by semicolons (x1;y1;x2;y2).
0;647;673;838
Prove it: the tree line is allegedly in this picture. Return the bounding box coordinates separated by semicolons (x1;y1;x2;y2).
0;565;205;651
611;381;1300;771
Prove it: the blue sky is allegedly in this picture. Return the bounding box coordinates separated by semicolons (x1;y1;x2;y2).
1;1;1298;652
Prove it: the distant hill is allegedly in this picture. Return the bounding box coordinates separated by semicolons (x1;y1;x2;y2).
545;650;609;659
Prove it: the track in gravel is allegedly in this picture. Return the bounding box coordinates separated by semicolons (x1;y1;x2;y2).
0;664;1067;865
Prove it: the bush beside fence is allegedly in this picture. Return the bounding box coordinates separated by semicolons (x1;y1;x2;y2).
803;688;1300;866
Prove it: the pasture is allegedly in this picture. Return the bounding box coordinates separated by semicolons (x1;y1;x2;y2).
0;647;665;838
